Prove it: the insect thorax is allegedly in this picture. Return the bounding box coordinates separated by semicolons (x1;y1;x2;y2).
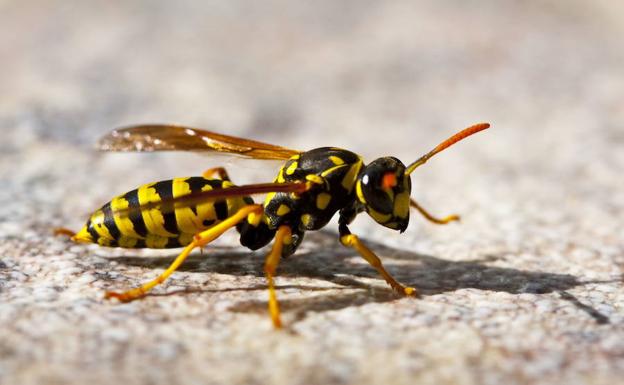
263;147;363;232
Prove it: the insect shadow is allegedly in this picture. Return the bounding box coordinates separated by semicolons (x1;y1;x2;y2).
107;230;610;324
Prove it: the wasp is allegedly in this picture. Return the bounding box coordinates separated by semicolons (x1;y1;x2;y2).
55;122;490;327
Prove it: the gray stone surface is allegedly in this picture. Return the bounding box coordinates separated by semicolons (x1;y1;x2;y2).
1;1;623;384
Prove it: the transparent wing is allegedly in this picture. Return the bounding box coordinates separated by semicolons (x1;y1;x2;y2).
97;124;301;160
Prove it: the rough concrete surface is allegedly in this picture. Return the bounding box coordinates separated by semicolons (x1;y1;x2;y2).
1;1;624;385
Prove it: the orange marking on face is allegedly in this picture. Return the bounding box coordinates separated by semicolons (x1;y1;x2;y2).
381;172;397;189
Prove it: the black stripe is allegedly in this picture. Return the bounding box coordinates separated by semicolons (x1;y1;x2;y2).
122;189;148;237
187;177;233;219
199;178;230;220
214;200;228;220
204;179;227;189
101;202;121;240
186;177;210;216
187;177;210;192
153;180;179;235
86;218;99;243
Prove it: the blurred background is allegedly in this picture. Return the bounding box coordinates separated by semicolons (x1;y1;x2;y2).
1;1;623;224
1;1;623;385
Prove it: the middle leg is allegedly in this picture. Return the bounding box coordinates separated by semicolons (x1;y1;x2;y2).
263;225;292;328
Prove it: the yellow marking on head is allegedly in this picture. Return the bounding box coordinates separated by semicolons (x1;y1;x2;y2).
301;213;312;227
355;180;366;204
276;204;291;216
111;196;143;239
341;160;363;192
329;156;345;165
285;161;298;175
393;192;410;219
368;208;392;224
316;193;331;210
138;183;177;237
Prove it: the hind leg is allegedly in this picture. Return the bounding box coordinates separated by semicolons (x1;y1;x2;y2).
105;204;263;302
202;167;231;181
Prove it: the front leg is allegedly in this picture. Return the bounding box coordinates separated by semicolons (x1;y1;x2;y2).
410;198;460;225
338;215;417;296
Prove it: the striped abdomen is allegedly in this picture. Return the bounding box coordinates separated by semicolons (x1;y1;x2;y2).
73;177;252;248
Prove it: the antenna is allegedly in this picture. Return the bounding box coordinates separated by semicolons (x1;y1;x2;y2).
405;123;491;175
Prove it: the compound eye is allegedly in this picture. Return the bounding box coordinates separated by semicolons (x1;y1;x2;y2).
381;172;397;190
359;171;393;214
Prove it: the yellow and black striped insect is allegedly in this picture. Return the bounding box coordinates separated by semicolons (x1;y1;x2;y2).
56;122;490;327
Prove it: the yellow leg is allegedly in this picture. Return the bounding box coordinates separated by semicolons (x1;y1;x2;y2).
202;167;230;180
340;233;417;296
264;225;292;329
105;204;263;302
410;198;460;225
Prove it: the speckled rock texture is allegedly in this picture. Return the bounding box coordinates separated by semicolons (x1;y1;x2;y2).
1;1;623;385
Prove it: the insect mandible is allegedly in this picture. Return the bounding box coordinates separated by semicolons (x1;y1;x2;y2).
55;122;491;328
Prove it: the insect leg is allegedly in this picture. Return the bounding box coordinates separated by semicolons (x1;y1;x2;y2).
410;198;460;225
105;204;263;302
263;225;292;328
53;227;77;237
339;224;417;296
202;167;231;181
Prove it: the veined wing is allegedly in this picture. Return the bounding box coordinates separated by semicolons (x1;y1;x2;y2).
97;124;301;160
